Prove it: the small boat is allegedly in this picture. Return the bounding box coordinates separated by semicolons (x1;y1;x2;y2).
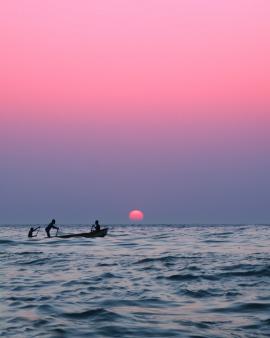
56;228;108;239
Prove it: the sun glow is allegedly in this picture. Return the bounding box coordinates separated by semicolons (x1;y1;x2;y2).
129;210;144;222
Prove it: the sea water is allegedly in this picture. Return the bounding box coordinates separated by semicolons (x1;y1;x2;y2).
0;224;269;337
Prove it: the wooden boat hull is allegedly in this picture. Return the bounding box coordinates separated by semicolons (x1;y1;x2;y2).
57;228;108;239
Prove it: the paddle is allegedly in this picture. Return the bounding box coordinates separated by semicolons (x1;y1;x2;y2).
35;226;40;237
55;227;67;237
49;227;60;238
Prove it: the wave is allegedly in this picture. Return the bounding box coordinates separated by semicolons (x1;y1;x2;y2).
63;308;122;320
0;239;15;245
218;265;270;278
214;302;270;313
37;304;60;314
135;255;178;264
96;262;118;267
19;257;51;265
163;273;198;281
15;251;43;255
160;273;218;281
203;239;228;243
182;289;221;298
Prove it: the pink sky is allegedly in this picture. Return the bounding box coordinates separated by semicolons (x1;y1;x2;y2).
1;0;270;112
0;0;270;223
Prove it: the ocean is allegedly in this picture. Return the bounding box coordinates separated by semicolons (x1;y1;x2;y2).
0;224;269;337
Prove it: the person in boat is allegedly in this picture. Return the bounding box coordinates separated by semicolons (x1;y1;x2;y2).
45;219;59;238
28;226;40;238
91;220;101;232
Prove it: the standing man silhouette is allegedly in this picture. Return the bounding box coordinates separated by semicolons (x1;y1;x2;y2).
45;219;59;238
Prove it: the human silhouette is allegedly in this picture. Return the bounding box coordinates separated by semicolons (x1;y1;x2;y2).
28;226;40;238
91;220;101;232
45;219;59;238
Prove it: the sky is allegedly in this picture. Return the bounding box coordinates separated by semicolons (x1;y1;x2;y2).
0;0;270;224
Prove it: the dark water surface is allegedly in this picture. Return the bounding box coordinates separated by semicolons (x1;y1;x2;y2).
1;224;270;337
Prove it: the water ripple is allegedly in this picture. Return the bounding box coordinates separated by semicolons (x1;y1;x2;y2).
1;224;270;337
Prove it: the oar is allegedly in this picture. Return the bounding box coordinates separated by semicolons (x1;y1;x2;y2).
35;227;40;237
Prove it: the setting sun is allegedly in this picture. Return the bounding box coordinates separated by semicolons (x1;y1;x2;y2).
129;210;144;222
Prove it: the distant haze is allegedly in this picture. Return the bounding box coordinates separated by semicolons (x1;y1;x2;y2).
0;1;270;224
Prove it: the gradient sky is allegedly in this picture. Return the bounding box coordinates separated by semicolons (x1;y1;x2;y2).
0;0;270;224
